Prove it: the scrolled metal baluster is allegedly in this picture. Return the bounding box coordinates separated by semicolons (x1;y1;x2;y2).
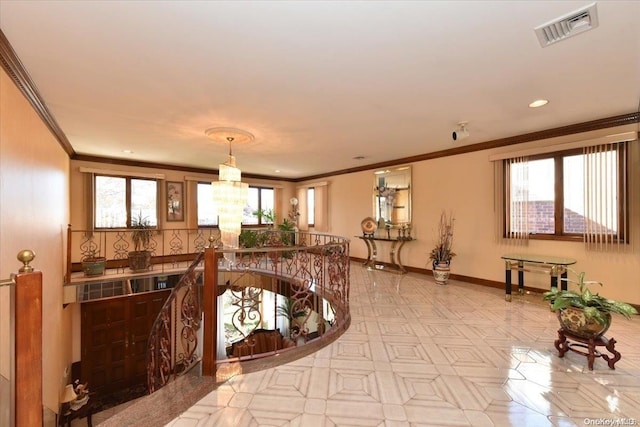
147;251;205;393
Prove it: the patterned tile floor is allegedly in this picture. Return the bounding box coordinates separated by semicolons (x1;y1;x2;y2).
98;264;640;427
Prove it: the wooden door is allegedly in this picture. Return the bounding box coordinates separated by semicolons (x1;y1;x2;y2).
129;292;168;387
81;291;169;395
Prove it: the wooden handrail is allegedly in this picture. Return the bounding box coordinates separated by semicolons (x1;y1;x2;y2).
13;250;43;427
202;246;218;376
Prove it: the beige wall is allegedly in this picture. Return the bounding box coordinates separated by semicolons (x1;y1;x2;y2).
312;124;640;305
69;160;296;230
0;67;72;415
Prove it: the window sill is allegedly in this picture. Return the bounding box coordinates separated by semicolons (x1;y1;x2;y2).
528;234;583;242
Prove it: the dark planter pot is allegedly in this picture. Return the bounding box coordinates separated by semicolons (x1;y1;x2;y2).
82;257;106;277
128;250;151;271
557;307;611;339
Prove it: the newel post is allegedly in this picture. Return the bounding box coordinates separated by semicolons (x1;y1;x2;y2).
202;245;218;377
13;249;43;427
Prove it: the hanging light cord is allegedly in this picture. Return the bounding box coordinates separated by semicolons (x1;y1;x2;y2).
227;137;234;157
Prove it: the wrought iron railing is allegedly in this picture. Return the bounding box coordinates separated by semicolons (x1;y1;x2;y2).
146;230;350;393
66;225;222;279
147;251;205;393
64;226;222;303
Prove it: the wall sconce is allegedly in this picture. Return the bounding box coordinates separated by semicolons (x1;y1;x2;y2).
289;197;300;227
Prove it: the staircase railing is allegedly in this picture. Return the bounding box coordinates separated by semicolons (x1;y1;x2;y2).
147;251;206;393
146;230;350;393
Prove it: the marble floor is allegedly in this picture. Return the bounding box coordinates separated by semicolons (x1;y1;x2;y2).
99;264;640;427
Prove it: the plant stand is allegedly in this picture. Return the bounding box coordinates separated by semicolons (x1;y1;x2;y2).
554;328;621;370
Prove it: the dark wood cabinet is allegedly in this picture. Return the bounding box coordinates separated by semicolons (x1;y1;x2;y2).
81;291;169;395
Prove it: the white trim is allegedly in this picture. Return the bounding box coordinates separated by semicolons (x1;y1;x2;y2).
488;131;638;161
79;167;165;180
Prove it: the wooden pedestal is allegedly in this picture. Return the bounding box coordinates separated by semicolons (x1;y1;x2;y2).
554;329;621;370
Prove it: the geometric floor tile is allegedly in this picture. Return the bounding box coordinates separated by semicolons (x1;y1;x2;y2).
91;262;640;427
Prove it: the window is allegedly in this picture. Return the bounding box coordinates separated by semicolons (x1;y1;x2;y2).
95;175;158;228
196;183;275;227
197;182;218;227
505;142;628;241
307;187;315;227
243;187;275;225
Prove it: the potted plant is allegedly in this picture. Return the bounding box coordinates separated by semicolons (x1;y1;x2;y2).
253;208;277;227
252;210;296;259
82;247;106;277
543;270;637;339
276;298;309;339
428;211;455;285
128;212;154;271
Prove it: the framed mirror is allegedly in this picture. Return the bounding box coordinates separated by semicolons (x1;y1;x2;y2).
373;165;411;227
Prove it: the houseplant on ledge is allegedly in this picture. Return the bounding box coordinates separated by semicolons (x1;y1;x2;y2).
82;248;106;277
128;212;154;271
428;211;455;285
543;270;637;339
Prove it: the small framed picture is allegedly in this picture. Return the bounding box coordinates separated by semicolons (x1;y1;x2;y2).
166;181;184;222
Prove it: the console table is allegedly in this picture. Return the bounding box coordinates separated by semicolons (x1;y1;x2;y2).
357;236;413;274
501;253;576;301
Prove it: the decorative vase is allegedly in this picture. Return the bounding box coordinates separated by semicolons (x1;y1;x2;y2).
557;307;611;339
432;261;450;285
128;250;151;271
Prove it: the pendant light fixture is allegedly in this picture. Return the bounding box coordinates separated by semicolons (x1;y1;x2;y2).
205;127;252;253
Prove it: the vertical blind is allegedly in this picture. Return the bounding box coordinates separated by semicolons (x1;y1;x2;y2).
492;136;636;252
493;156;530;246
583;142;628;251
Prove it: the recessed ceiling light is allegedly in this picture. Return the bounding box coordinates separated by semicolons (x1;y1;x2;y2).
353;156;366;160
529;99;549;108
274;170;281;173
122;149;133;154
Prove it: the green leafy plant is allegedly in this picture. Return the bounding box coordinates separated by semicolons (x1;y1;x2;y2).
276;298;308;321
278;218;296;246
131;212;153;251
239;229;260;248
428;211;455;265
543;270;638;326
253;208;276;226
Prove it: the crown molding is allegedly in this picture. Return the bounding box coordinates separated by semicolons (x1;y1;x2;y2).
0;29;75;156
2;27;637;182
297;112;639;182
72;154;297;183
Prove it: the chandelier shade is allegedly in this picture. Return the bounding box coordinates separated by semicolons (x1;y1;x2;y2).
212;156;248;248
207;128;253;251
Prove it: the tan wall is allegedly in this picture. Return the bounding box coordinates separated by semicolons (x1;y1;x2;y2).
69;160;296;230
316;124;640;305
0;67;72;415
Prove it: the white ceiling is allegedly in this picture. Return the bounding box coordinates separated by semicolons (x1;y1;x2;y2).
1;1;638;179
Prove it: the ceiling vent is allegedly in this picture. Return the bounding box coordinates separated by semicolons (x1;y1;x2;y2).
535;2;599;47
